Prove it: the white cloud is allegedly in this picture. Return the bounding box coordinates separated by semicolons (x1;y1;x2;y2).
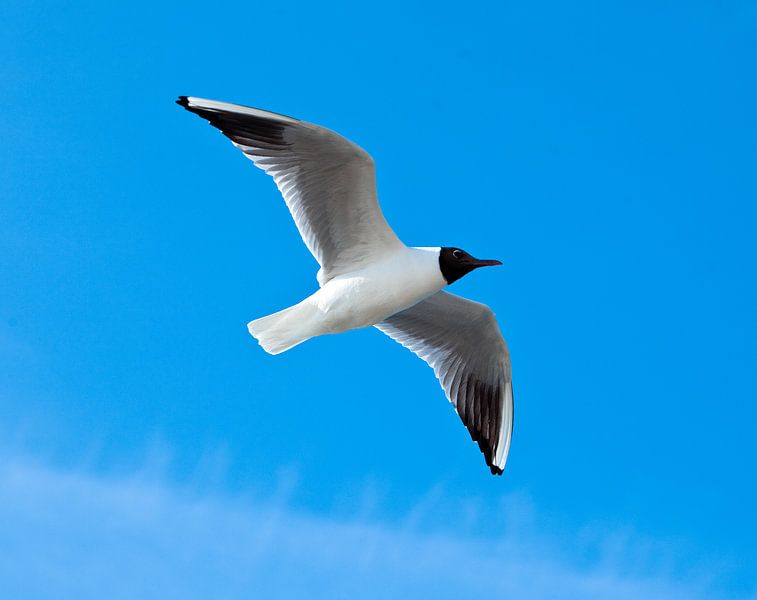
0;455;745;600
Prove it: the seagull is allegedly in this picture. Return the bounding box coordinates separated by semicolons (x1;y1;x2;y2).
177;96;514;475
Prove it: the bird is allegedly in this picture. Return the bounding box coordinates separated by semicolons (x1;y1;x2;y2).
177;96;514;475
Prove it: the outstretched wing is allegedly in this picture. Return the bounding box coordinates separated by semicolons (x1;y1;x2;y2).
376;291;513;474
178;97;405;284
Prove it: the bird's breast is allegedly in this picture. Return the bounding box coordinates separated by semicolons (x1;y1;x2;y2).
310;249;446;333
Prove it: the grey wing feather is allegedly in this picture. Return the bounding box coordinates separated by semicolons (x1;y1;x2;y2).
177;96;405;283
375;291;513;474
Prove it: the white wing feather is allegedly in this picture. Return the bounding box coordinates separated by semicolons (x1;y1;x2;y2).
376;291;513;474
178;96;405;284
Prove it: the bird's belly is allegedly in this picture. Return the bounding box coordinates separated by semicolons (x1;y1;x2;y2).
311;269;443;334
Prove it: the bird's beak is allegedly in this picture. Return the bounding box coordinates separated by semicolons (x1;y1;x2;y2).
471;258;502;268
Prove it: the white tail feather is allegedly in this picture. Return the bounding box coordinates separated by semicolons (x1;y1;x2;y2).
247;302;317;354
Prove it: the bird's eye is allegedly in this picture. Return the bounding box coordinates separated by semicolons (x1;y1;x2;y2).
452;250;463;259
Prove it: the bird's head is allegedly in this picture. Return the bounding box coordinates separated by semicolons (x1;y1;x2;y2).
438;247;502;284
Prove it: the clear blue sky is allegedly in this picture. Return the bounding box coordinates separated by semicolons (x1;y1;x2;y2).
1;1;755;598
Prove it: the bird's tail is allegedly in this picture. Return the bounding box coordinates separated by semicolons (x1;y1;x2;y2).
247;301;318;355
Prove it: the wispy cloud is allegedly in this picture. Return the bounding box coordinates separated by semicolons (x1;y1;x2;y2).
0;453;746;600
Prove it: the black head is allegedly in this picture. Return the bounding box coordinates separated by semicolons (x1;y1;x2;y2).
439;247;502;284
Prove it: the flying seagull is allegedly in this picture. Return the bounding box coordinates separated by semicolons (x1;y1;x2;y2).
177;96;514;475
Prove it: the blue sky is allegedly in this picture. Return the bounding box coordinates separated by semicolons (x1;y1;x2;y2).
1;0;756;598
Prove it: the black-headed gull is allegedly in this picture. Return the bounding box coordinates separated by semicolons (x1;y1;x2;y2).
178;97;514;475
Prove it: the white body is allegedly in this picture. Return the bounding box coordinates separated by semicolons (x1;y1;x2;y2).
248;247;445;354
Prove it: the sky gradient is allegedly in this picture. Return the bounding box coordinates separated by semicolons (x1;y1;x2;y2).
1;1;756;598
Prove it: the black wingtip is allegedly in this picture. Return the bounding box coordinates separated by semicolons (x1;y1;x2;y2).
489;464;504;476
176;95;190;108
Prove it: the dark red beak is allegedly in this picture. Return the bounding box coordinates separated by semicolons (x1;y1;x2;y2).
471;258;502;268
